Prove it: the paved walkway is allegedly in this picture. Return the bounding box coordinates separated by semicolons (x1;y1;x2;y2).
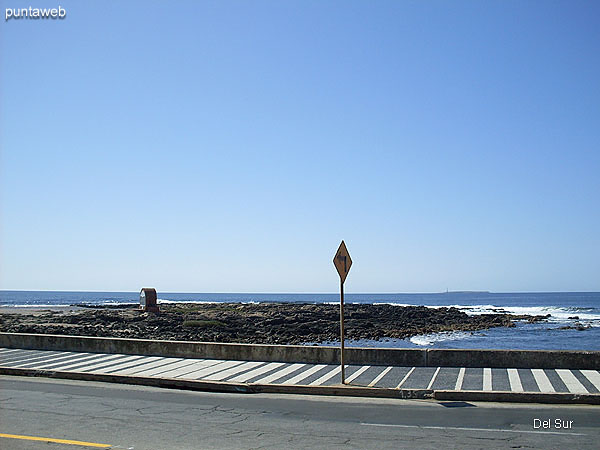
2;347;599;394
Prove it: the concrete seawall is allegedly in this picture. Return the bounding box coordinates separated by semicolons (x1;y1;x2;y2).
1;333;598;369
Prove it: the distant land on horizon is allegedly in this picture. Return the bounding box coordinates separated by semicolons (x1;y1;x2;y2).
1;289;600;295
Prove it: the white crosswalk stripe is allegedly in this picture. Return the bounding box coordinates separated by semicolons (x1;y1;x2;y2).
281;364;327;385
180;360;242;380
252;363;306;384
0;348;34;357
0;348;24;354
124;359;191;377
368;367;392;387
228;362;285;383
1;351;84;367
202;361;264;381
346;365;370;384
556;369;588;394
33;353;124;371
507;368;523;392
455;368;465;391
77;355;148;373
2;352;73;366
147;360;214;378
171;361;231;379
309;365;345;386
110;357;173;375
581;370;600;391
532;369;555;392
178;361;244;379
427;367;441;390
483;368;492;391
396;367;415;388
95;356;168;374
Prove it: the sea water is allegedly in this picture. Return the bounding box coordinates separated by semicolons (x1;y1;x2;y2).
1;291;598;351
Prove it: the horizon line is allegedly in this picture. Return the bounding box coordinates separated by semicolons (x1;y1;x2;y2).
1;289;599;295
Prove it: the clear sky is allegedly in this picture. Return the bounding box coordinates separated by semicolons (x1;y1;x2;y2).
1;1;599;293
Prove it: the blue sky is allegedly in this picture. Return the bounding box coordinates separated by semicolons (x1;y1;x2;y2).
1;1;599;293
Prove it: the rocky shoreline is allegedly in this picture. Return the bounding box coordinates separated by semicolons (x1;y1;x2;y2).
0;302;550;345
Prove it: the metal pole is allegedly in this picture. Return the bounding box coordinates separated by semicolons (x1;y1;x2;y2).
340;280;345;384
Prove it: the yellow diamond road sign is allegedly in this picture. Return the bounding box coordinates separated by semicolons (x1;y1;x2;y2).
333;240;352;283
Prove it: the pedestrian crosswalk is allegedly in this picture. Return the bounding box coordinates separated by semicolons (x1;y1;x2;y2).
1;347;599;394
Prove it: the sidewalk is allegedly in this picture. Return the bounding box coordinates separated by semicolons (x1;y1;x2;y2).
2;347;599;404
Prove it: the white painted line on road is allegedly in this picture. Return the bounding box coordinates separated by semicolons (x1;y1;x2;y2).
346;365;371;384
368;367;392;387
455;368;465;391
396;367;415;389
427;367;441;390
310;365;346;386
252;363;306;384
556;369;588;394
203;361;265;381
360;423;585;436
531;369;555;393
483;368;492;391
282;364;327;385
581;370;600;391
228;362;285;383
507;368;523;392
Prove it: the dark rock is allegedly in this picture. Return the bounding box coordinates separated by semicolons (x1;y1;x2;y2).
0;302;548;345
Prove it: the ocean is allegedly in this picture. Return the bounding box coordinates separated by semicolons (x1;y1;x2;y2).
1;290;599;351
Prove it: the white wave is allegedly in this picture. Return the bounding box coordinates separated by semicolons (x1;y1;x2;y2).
157;299;218;304
96;301;137;306
157;299;262;305
446;304;600;323
367;302;600;327
372;302;415;307
0;304;73;308
498;306;600;324
2;301;138;308
410;331;475;346
397;302;599;322
446;304;504;314
371;302;501;312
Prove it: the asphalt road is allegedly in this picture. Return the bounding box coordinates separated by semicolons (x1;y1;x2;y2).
1;376;599;449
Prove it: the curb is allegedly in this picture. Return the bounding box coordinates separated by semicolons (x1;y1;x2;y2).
433;389;600;405
2;366;599;405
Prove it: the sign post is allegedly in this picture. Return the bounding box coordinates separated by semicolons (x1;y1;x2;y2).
333;240;352;384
